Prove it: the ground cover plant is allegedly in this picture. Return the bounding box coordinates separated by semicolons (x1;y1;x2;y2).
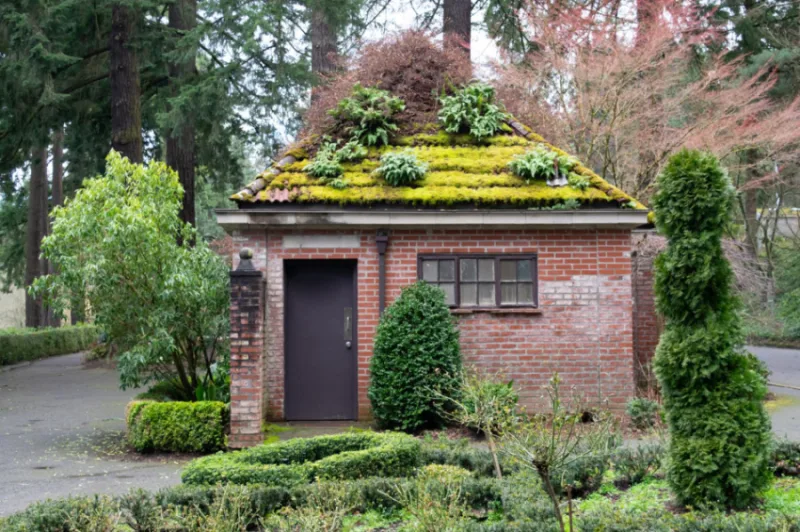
32;153;230;400
0;324;97;366
368;281;462;432
653;149;772;509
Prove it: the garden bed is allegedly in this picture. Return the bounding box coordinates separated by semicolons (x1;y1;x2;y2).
4;434;800;531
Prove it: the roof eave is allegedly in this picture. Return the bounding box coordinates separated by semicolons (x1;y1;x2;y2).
216;208;650;231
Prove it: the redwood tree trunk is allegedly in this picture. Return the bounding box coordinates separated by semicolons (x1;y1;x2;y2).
167;0;197;228
636;0;655;47
310;3;337;103
110;3;143;163
443;0;471;57
50;128;64;327
25;148;47;328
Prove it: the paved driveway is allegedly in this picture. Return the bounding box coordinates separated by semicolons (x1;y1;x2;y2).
749;345;800;441
0;353;185;516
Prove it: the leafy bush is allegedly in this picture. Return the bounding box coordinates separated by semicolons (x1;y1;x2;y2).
508;145;577;184
0;324;97;366
33;153;230;400
438;82;508;141
368;281;462;431
610;442;664;487
625;397;661;430
303;142;343;178
335;139;368;162
181;431;420;486
126;400;228;453
375;150;428;186
567;172;590;190
329;84;405;146
771;439;800;477
446;369;520;478
652;149;772;509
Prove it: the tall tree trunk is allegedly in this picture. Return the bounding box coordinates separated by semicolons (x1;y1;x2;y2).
443;0;471;57
167;0;197;228
310;2;337;103
743;149;761;257
25;148;47;328
110;3;143;163
39;148;53;328
49;128;64;327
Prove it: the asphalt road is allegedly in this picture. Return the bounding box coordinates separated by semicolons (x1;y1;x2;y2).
0;353;185;516
749;345;800;442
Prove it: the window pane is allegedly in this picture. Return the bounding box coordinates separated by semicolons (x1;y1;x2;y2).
518;283;534;304
478;259;495;281
517;260;533;281
500;261;517;281
440;283;456;306
501;284;517;304
439;260;455;282
460;283;477;306
422;260;438;282
460;259;477;282
479;283;496;306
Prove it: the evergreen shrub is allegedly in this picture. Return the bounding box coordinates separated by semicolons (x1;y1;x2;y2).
0;324;98;365
652;149;772;509
126;400;228;453
181;431;420;486
368;281;462;431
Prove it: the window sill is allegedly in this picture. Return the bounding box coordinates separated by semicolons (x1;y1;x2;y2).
451;307;543;316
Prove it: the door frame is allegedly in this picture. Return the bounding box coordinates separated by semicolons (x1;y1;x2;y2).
282;259;359;421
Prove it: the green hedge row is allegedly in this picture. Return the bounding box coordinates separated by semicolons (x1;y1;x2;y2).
0;476;502;532
0;324;98;366
181;431;420;486
126;400;228;453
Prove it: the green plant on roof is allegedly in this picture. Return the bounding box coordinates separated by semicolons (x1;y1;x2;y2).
507;145;577;183
438;82;508;141
329;84;405;147
375;150;428;187
335;139;368;162
303;142;343;179
567;172;590;190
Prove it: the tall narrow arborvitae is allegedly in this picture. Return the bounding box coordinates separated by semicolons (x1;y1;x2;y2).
653;149;771;509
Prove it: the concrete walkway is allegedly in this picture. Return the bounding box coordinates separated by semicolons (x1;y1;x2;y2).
750;345;800;442
0;353;186;516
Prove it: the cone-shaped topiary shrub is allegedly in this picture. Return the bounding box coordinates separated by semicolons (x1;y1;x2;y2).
368;281;462;432
653;149;771;509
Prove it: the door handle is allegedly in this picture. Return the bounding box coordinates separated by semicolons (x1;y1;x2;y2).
344;307;353;346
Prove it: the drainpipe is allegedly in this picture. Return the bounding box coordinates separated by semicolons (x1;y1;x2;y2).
376;229;389;316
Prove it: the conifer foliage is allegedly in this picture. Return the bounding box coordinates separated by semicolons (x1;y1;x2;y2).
653;149;771;509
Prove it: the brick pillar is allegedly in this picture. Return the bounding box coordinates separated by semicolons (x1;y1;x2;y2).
229;248;266;448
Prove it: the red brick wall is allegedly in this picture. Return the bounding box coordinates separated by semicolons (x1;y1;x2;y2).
631;231;662;392
231;228;636;421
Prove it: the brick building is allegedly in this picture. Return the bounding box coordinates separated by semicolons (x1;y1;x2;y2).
218;120;650;448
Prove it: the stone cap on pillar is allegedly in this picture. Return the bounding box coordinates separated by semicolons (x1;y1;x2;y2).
232;248;263;278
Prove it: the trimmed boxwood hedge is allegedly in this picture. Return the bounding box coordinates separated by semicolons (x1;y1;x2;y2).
0;324;98;366
126;400;228;453
181;431;420;486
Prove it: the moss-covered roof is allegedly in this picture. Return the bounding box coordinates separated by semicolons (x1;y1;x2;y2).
231;118;648;212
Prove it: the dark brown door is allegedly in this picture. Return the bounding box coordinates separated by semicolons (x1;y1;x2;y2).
284;260;357;420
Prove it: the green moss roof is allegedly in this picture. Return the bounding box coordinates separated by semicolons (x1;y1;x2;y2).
232;120;648;211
